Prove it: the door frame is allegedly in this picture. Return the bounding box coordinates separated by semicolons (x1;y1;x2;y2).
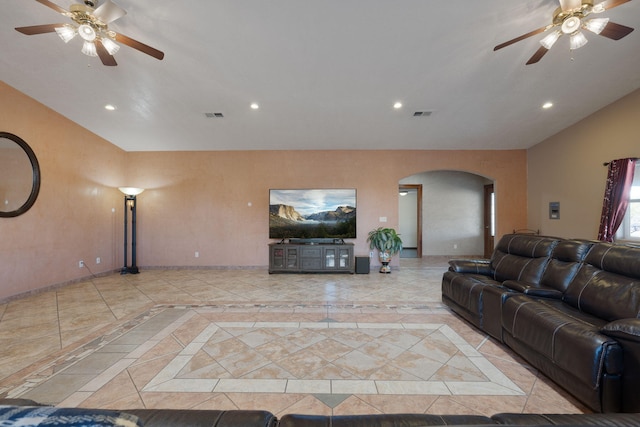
483;184;495;258
399;184;423;258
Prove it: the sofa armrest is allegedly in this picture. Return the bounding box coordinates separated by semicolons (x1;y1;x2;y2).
601;319;640;343
502;280;563;299
448;259;491;274
601;318;640;412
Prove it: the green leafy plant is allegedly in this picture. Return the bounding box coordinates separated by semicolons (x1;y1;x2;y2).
367;227;403;256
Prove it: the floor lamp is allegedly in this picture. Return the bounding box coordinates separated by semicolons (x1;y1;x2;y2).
119;187;144;274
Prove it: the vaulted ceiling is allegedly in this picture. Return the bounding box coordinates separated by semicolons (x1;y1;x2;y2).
1;0;639;151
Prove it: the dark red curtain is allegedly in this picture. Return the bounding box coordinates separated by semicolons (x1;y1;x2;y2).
597;158;636;242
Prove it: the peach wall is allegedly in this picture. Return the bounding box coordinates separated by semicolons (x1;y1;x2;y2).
1;81;527;300
4;78;638;299
127;149;526;268
0;82;127;300
527;88;640;239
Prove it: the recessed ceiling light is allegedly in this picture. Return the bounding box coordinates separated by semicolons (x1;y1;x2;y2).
542;102;554;109
104;104;116;111
250;103;259;110
393;102;403;109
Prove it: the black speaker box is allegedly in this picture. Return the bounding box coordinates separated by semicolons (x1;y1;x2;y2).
355;256;370;274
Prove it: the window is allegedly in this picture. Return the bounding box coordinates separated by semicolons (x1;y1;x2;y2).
617;162;640;241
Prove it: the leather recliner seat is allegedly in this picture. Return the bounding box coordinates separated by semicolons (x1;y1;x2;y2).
441;234;640;413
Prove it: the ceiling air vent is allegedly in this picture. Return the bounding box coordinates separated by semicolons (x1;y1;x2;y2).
204;112;224;118
413;111;433;117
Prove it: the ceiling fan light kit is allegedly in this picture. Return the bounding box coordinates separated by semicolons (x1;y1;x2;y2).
584;17;610;34
81;40;98;56
15;0;164;66
569;31;589;49
540;30;562;48
494;0;634;65
561;15;582;34
78;23;97;41
54;24;76;43
101;37;119;55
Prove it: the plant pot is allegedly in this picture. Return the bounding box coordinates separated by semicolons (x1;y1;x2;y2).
379;251;392;273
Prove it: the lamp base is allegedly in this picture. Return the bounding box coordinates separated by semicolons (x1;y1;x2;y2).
120;266;140;275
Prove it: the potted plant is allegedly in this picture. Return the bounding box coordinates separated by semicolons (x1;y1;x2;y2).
367;227;403;273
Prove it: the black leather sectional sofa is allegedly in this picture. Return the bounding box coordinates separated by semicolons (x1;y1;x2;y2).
441;233;640;413
4;399;640;427
278;412;640;426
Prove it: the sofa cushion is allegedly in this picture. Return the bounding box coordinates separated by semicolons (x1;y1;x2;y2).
493;234;559;260
127;409;276;427
491;412;640;425
502;296;622;388
587;243;640;279
491;235;559;283
538;239;595;292
278;413;496;427
563;244;640;321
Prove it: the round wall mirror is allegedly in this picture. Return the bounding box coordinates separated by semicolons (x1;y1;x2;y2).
0;132;41;217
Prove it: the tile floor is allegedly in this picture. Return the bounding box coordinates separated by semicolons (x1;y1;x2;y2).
0;257;587;417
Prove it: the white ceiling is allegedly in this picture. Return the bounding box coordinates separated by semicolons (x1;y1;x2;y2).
1;0;639;151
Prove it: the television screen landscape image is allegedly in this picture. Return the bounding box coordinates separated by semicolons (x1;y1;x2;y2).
269;189;356;239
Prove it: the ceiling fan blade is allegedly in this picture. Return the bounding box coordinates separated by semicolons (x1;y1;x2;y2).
96;40;118;66
15;23;63;35
598;0;631;10
494;26;551;51
35;0;69;15
559;0;581;11
526;46;550;65
93;0;127;24
114;32;164;60
599;21;634;39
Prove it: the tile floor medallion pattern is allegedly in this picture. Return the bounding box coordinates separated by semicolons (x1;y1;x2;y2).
12;306;524;403
0;258;587;416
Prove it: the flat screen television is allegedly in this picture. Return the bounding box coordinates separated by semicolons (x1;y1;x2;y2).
269;189;356;239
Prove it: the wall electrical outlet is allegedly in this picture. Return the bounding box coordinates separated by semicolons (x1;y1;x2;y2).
96;257;101;264
195;251;200;258
79;260;84;268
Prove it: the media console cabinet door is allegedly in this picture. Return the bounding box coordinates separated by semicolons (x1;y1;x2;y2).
339;248;351;269
323;247;352;271
269;243;354;273
271;247;285;269
269;245;299;271
286;247;298;268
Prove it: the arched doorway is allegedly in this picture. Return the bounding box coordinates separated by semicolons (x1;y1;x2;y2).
400;170;494;257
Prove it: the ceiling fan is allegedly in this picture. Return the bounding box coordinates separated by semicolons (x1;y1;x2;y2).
494;0;634;65
15;0;164;66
